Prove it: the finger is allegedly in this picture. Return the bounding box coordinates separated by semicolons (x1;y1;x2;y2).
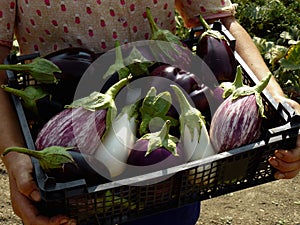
273;169;300;180
274;147;300;163
11;155;41;201
269;156;300;174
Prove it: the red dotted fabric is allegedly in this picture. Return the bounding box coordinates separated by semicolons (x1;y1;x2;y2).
0;0;236;55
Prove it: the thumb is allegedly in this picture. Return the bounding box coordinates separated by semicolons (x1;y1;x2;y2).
7;152;41;201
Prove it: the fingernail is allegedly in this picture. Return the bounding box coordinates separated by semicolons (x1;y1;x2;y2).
275;173;285;179
30;190;40;201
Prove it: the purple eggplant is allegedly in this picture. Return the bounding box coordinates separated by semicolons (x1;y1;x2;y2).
209;72;272;152
42;47;97;106
35;76;131;155
150;64;201;94
196;15;237;86
127;120;185;175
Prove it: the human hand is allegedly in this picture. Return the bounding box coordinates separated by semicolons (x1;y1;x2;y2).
4;152;77;225
269;96;300;179
269;136;300;179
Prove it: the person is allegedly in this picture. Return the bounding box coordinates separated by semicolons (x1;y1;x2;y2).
0;1;299;225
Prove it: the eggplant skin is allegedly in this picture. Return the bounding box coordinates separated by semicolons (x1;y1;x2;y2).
35;107;106;155
209;95;262;153
196;36;237;85
127;139;185;174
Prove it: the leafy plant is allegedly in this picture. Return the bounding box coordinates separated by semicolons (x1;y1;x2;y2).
233;0;300;103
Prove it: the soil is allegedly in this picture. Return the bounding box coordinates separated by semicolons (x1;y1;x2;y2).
1;160;300;225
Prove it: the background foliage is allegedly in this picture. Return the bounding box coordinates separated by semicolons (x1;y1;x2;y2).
176;0;300;103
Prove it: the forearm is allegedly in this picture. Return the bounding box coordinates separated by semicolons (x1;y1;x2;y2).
0;46;26;167
221;16;286;99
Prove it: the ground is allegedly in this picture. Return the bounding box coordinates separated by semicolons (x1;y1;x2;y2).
1;161;300;225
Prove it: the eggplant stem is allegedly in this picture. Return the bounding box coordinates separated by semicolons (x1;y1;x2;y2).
1;85;30;101
3;147;42;159
146;7;159;34
254;72;272;94
198;14;211;31
0;64;30;71
105;74;132;100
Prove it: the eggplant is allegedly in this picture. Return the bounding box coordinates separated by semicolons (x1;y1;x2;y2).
209;72;272;152
127;120;185;175
35;76;131;154
47;150;110;185
42;47;97;106
150;64;201;94
196;15;237;86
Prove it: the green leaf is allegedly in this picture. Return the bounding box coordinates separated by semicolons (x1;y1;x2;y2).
279;43;300;70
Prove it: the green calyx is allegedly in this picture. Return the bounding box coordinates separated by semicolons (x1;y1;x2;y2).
220;65;244;99
231;72;273;118
124;46;154;78
0;57;61;84
1;85;49;116
198;14;226;42
170;85;205;142
139;86;176;136
2;146;75;172
141;120;179;157
66;75;132;133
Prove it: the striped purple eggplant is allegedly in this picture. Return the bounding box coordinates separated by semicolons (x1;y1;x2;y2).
209;72;272;153
35;107;106;154
209;94;262;152
35;76;130;155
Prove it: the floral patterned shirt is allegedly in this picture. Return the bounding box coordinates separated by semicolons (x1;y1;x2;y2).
0;0;237;56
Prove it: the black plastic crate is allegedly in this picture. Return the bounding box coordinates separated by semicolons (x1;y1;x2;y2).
5;22;300;225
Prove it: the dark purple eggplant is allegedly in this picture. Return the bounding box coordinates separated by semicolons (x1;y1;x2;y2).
127;120;185;175
150;64;201;94
196;15;237;86
42;47;97;106
189;84;211;113
46;150;110;185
